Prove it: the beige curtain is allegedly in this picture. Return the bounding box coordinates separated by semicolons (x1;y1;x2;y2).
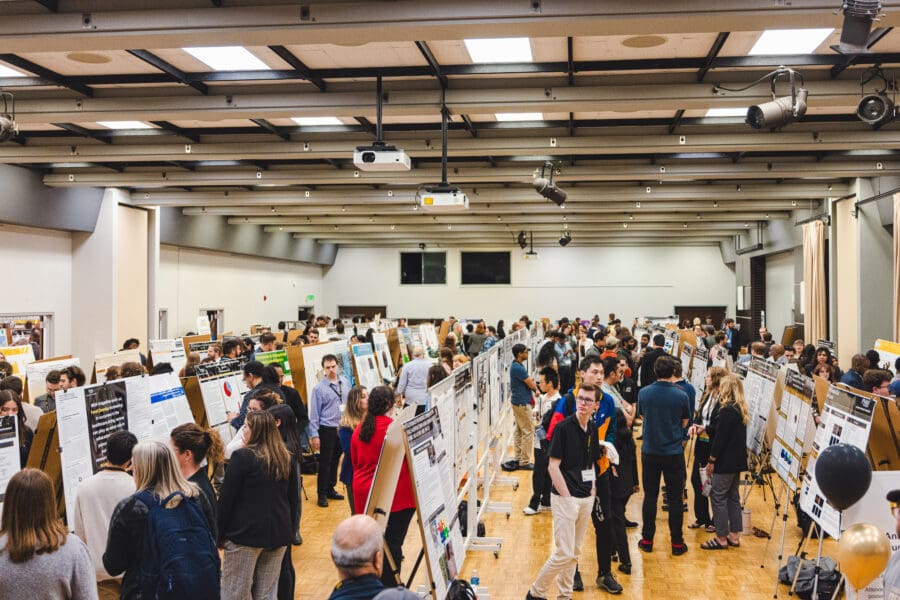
803;220;827;344
894;194;900;340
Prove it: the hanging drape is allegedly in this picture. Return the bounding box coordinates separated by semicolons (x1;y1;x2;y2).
803;219;827;344
893;193;900;341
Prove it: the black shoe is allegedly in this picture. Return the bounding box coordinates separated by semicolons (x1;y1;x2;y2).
317;495;328;508
573;568;584;592
518;463;534;471
526;592;548;600
597;573;623;594
671;542;689;556
502;460;519;472
292;533;303;545
326;490;345;500
624;519;639;528
617;563;631;575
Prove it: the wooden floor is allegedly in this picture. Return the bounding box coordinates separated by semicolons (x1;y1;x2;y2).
291;448;836;599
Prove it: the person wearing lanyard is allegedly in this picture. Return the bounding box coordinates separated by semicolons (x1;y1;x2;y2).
687;366;726;533
310;354;351;508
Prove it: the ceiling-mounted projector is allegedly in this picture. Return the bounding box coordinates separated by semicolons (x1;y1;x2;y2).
353;142;411;172
415;183;469;210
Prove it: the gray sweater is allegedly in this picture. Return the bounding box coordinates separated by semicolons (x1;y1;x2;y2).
0;533;98;599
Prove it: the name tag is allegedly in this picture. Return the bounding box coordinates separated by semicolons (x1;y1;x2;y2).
581;469;596;483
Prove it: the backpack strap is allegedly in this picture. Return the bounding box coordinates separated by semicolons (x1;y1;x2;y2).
135;490;158;508
160;491;186;508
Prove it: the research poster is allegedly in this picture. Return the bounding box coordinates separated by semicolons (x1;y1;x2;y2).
680;345;693;386
93;349;141;384
663;329;680;356
148;338;187;376
690;345;708;405
771;369;816;491
195;360;245;442
744;357;780;454
0;416;19;503
25;356;79;401
196;315;211;336
873;338;900;374
372;333;395;383
0;345;35;376
453;364;474;487
351;344;382;390
396;327;412;364
301;341;339;401
333;340;357;387
488;346;501;429
148;373;195;440
403;409;464;600
799;385;877;539
472;351;491;449
419;324;439;354
256;349;294;388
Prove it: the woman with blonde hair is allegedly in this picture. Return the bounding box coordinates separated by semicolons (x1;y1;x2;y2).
687;366;728;532
219;410;299;600
104;440;218;599
452;354;470;370
701;374;749;550
0;468;96;599
338;385;368;514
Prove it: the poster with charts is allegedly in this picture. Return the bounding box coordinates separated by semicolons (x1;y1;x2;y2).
255;349;294;388
402;409;464;600
771;369;816;491
428;376;456;477
799;385;877;539
0;415;20;504
472;350;491;448
351;343;382;390
372;333;395;383
148;338;187;376
25;356;79;402
0;345;35;376
148;373;195;440
195;361;246;442
489;346;501;430
453;363;474;487
690;345;708;405
744;357;779;455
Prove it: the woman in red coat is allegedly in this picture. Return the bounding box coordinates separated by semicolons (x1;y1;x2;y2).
351;385;416;587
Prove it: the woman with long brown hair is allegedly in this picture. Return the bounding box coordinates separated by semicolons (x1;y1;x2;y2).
701;374;749;550
338;385;368;514
686;366;728;532
351;385;416;587
219;410;299;600
170;423;225;519
0;468;96;599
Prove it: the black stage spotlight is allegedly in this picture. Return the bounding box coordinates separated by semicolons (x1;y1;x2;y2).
858;92;895;127
832;0;882;55
517;230;528;249
534;161;567;206
746;68;807;130
558;230;571;247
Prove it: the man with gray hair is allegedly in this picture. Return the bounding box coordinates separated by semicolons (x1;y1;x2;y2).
328;515;385;600
395;345;432;415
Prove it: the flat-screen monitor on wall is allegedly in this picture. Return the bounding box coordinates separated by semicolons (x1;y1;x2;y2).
461;251;511;285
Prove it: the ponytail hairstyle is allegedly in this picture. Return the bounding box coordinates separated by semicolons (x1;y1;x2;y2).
170;422;225;467
357;385;394;443
262;364;281;385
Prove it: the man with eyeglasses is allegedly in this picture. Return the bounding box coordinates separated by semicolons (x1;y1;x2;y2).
527;383;602;600
863;369;893;399
883;490;900;600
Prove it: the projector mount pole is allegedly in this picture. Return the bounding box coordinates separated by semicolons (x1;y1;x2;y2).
375;74;384;144
440;87;449;186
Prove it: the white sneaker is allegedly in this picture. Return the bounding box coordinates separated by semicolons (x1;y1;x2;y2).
539;505;552;513
523;506;539;515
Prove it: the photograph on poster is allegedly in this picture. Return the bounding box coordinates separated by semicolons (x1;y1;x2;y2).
352;343;381;390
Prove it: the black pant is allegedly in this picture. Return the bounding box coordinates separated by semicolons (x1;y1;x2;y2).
528;446;552;509
558;364;575;394
382;507;416;587
591;471;613;576
610;493;632;566
317;426;342;496
345;482;355;514
641;452;686;544
277;545;295;600
690;440;712;526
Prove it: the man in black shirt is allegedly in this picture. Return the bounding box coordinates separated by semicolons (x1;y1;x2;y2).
527;384;602;600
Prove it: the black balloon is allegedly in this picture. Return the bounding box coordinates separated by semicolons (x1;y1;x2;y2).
814;443;872;511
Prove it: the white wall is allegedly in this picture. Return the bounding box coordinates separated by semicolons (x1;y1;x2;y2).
765;250;796;341
322;246;736;322
0;223;72;356
159;245;324;336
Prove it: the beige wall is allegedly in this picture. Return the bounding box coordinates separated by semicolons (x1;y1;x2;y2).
834;196;859;367
116;204;148;348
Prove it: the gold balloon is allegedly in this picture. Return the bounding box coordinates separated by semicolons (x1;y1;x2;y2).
838;523;892;590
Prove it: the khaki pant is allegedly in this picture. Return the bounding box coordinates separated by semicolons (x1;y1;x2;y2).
97;579;122;600
512;404;534;465
531;494;594;600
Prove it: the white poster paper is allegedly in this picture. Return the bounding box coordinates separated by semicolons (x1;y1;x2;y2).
771;369;816;491
93;349;141;384
25;357;79;402
148;373;195;440
351;343;382;390
744;357;779;455
372;333;395;383
0;415;20;503
148;338;187;377
0;345;35;376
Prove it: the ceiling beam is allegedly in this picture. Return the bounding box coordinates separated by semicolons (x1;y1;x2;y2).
830;27;894;79
126;50;209;94
415;41;448;90
267;45;327;92
149;121;201;143
0;54;92;96
50;123;112;144
697;32;730;82
250;118;290;141
32;0;57;11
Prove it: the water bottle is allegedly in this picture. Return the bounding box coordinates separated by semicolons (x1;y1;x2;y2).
470;569;480;593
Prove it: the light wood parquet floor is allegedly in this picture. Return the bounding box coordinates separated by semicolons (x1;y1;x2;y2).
290;443;838;599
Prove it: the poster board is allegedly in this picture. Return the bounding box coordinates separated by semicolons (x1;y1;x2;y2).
0;345;35;376
452;364;475;487
866;395;900;471
395;328;412;366
333;340;357;387
419;324;439;355
689;345;708;406
285;345;307;403
148;338;188;376
744;357;780;455
148;373;195;440
351;343;382;390
662;329;680;356
402;409;465;600
438;320;451;346
196;315;211;336
0;415;20;504
472;350;491;452
300;341;338;403
182;333;212;351
799;384;877;539
679;344;693;385
188;340;213;356
873;338;900;374
286;329;305;345
255;349;294;388
770;369;816;491
26;412;63;516
92;349;141;384
372;332;395;384
194;360;246;441
25;355;77;402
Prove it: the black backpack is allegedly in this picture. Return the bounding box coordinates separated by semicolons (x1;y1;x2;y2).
137;490;221;600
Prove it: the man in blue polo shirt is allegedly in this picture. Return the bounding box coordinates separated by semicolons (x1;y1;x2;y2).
508;343;538;471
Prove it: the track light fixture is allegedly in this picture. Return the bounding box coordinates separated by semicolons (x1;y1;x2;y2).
832;0;882;55
533;161;567;206
856;66;896;128
558;230;572;247
0;92;18;143
713;67;807;131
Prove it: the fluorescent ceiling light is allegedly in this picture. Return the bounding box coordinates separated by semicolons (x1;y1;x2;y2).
464;38;533;63
495;112;543;121
97;121;153;129
0;64;26;77
291;116;343;126
748;28;834;55
705;108;748;117
183;46;270;71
